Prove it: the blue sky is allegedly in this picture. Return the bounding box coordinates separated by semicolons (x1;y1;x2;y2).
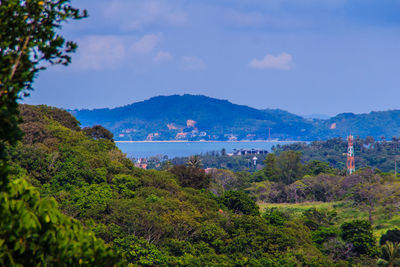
26;0;400;116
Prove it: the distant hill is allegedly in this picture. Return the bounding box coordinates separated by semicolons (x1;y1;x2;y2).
71;94;400;141
71;94;313;141
312;111;400;140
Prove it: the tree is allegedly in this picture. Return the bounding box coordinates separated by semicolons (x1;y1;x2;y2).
114;235;166;266
340;220;377;257
256;151;304;185
277;151;304;185
257;153;279;182
83;125;114;141
377;242;400;267
352;173;384;225
169;165;210;189
208;169;251;195
0;178;119;266
0;1;119;265
381;229;400;246
262;208;287;226
0;0;87;168
304;160;336;176
219;190;259;216
186;155;203;168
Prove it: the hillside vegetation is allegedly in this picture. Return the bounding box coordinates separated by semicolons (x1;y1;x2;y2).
7;105;330;265
274;137;400;172
72;94;400;141
6;104;400;266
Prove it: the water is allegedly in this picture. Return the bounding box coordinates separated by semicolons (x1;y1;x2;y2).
115;141;297;159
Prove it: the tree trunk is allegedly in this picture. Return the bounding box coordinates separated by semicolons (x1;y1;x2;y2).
368;206;373;225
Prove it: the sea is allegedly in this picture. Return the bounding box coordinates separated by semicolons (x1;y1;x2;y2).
115;141;298;159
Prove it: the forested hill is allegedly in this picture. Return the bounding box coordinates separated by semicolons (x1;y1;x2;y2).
71;94;400;141
311;111;400;140
71;94;312;141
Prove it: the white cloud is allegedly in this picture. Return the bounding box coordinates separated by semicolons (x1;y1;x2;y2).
70;33;164;71
181;56;207;71
248;52;294;70
154;51;173;63
73;35;126;70
131;33;162;54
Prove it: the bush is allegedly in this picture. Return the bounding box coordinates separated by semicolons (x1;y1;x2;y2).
169;165;210;189
340;220;377;257
380;229;400;246
219;190;259;216
262;208;287;226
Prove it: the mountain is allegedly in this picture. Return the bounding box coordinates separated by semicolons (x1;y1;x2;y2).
71;94;400;141
71;94;313;141
313;111;400;140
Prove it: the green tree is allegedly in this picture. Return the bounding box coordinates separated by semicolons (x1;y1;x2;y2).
114;235;166;266
83;125;114;142
0;0;87;166
219;190;259;216
277;151;304;185
304;160;336;176
352;173;384;225
0;1;119;265
381;229;400;246
262;208;287;226
257;153;279;182
169;165;210;189
0;178;118;266
341;220;377;257
377;241;400;267
255;151;304;184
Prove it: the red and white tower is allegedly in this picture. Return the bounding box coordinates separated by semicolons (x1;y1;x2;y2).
347;135;355;174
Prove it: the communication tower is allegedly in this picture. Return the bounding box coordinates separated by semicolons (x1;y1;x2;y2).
347;135;355;174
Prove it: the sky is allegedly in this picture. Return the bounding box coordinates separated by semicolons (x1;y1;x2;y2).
25;0;400;116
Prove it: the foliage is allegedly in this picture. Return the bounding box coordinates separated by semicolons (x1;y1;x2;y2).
10;104;400;265
219;190;259;216
0;0;86;158
73;94;400;141
208;169;252;196
169;165;210;189
381;229;400;246
186;155;203;168
171;151;268;172
254;151;304;185
114;235;166;266
340;220;377;257
312;227;339;245
302;208;338;231
0;1;120;265
0;177;118;266
275;137;400;172
72;94;314;141
262;207;287;226
83;125;114;142
377;241;400;267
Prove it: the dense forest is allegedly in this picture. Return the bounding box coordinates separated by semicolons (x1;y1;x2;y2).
2;1;400;266
72;94;400;141
166;136;400;173
4;104;400;266
273;137;400;173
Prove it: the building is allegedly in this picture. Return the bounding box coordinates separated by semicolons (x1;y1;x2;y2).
232;149;268;156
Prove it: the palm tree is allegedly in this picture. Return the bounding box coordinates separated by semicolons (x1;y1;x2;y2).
377;241;400;267
186;155;203;168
